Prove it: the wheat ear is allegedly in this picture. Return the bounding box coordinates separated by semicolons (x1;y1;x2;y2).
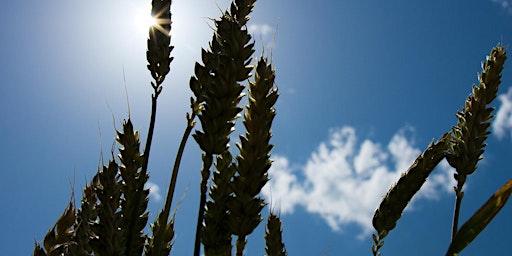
265;212;287;256
36;201;76;255
229;56;278;255
143;0;180;254
190;0;256;254
89;160;123;255
447;45;506;239
202;151;237;256
72;176;98;256
372;133;450;255
116;119;149;255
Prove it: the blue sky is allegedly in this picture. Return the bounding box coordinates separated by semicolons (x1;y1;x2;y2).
2;0;512;255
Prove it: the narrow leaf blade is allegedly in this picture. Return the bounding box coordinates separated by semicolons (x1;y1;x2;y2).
447;178;512;256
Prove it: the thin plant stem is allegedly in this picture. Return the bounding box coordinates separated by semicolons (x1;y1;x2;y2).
194;153;213;256
142;89;162;176
162;113;196;226
124;87;161;255
452;177;465;240
236;235;247;256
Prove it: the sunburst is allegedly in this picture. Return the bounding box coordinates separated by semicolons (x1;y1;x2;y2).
134;8;157;34
150;4;171;36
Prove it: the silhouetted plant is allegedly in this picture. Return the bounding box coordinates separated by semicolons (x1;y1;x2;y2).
34;0;511;255
34;0;284;255
372;46;512;256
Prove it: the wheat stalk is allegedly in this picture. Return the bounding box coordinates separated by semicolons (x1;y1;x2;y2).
447;45;506;240
190;0;256;254
143;0;180;254
372;45;508;255
33;0;284;255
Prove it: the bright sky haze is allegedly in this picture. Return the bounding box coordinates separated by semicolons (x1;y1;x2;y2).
2;0;512;255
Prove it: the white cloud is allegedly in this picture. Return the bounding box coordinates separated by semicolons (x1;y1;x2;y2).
493;86;512;139
145;181;162;202
248;23;274;37
262;126;455;236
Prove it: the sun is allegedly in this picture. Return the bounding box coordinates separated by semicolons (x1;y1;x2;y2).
134;7;157;34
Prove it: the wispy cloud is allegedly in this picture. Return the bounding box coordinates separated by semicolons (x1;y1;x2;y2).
493;86;512;139
145;181;162;202
248;23;274;38
491;0;512;14
263;126;455;236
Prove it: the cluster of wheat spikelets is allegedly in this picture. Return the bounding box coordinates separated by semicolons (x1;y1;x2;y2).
34;0;287;255
35;0;511;255
372;46;509;256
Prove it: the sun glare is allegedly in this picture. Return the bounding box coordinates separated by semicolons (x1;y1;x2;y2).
134;8;157;34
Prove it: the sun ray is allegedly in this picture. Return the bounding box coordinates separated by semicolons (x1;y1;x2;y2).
150;3;172;36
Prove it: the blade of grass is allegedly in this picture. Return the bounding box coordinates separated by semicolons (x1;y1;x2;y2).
446;178;512;256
